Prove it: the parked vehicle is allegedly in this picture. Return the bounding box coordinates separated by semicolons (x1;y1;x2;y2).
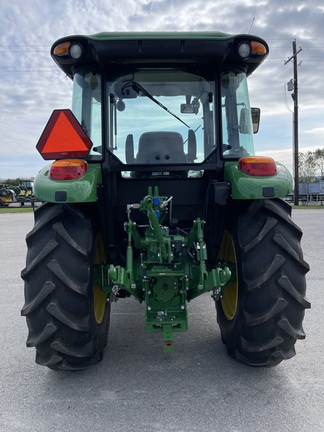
0;184;15;206
21;31;310;370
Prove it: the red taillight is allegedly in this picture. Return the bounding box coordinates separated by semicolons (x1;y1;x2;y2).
239;156;277;176
50;160;88;180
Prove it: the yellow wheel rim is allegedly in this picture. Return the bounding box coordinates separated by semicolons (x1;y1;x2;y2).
218;230;238;321
93;234;106;324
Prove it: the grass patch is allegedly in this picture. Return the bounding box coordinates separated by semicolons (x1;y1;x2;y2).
292;205;324;209
0;206;36;213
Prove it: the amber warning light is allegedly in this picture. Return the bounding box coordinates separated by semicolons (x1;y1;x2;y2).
36;109;93;160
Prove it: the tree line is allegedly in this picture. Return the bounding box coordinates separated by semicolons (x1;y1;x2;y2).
0;178;34;186
299;148;324;182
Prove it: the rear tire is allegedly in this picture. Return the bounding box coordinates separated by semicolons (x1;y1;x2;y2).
21;203;110;370
216;199;310;366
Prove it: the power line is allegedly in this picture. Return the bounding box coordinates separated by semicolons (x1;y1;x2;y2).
0;50;48;53
0;67;59;74
0;44;51;48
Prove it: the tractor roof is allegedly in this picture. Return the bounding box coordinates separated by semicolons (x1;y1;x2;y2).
51;31;269;78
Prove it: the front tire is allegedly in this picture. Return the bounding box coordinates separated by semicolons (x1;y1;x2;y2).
21;203;110;370
216;199;310;367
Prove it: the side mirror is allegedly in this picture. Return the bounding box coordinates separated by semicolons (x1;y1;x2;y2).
251;107;261;134
239;107;252;134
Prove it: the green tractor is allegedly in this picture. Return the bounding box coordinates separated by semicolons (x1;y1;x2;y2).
21;31;310;370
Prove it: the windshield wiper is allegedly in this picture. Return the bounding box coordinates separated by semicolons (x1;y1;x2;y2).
131;82;190;128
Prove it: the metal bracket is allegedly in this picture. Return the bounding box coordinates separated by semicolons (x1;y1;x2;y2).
163;324;174;352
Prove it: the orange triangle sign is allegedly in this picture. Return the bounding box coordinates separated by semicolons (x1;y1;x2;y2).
36;109;93;160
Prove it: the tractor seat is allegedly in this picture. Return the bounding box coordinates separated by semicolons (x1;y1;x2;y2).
136;132;187;164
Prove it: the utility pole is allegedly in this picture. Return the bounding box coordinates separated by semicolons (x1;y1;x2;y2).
285;40;302;206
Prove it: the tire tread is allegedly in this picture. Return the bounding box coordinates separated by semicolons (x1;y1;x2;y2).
21;203;110;370
216;198;310;367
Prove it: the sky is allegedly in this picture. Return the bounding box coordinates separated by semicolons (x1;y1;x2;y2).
1;0;324;179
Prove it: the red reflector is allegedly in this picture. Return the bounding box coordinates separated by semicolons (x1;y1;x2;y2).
239;157;278;176
50;160;88;180
36;109;93;160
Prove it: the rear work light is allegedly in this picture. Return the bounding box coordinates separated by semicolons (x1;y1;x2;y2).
239;156;278;176
49;160;88;180
53;41;83;59
237;40;268;59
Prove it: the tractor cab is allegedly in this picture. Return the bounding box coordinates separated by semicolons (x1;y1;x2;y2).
49;32;267;180
71;55;257;179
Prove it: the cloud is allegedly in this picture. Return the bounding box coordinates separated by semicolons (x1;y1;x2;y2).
0;0;324;178
304;126;324;137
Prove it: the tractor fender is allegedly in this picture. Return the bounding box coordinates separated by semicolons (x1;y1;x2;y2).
33;163;102;203
224;161;293;200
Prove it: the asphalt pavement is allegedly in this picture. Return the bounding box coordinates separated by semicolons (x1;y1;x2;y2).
0;209;323;432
